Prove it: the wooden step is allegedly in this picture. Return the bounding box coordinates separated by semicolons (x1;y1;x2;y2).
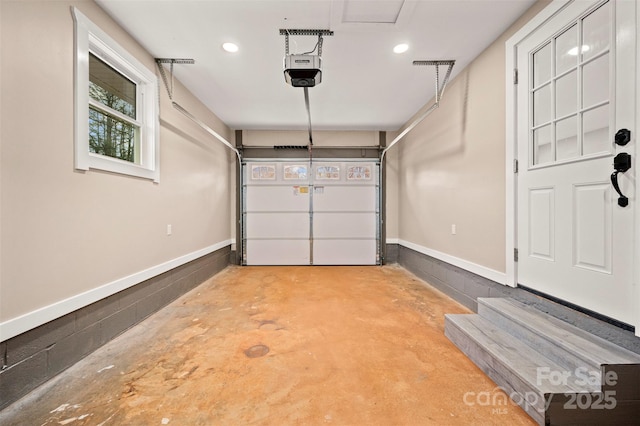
446;298;640;425
445;313;600;425
477;298;640;376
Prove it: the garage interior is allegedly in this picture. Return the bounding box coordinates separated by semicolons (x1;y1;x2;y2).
2;0;640;425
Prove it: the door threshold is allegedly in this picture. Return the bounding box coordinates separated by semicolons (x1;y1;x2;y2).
518;284;634;333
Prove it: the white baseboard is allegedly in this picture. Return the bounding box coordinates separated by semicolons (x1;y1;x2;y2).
385;238;400;244
0;240;233;342
398;239;507;285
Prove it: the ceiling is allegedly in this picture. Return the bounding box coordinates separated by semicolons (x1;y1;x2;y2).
96;0;536;131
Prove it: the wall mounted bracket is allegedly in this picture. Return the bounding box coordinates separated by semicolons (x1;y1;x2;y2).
155;58;195;100
154;57;241;163
412;60;455;104
380;60;456;163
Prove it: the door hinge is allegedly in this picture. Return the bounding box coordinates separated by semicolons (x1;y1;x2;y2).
513;159;519;174
514;248;519;262
513;68;519;85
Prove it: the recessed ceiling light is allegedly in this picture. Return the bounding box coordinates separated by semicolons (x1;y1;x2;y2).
393;43;409;54
222;42;239;53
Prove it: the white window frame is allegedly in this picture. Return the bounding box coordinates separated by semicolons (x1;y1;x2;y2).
72;7;159;182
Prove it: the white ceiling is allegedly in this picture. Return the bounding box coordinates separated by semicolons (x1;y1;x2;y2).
96;0;536;131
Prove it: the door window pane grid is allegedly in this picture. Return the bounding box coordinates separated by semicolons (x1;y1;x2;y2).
581;50;610;108
529;0;611;167
582;1;611;61
583;104;610;156
556;115;579;161
555;24;578;75
532;42;552;88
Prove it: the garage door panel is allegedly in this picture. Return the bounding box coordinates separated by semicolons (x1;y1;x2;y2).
313;186;376;212
314;213;376;239
246;213;309;239
246;240;310;265
245;186;309;212
244;161;378;265
313;239;377;265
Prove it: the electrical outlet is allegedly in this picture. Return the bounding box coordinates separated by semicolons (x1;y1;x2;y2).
451;224;456;235
167;224;172;236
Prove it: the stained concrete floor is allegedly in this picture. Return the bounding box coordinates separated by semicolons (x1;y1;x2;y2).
0;265;535;425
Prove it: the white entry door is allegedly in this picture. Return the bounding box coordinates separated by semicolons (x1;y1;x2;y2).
243;160;379;265
516;0;636;325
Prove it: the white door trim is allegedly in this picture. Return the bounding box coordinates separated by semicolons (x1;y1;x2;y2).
635;1;640;337
505;0;639;336
505;0;572;288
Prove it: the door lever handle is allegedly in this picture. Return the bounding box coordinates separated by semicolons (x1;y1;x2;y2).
611;153;631;207
611;171;628;207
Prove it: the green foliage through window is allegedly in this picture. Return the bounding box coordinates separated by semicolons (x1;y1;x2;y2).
89;106;138;162
88;53;139;163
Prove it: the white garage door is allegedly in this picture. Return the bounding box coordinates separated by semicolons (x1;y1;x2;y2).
243;160;379;265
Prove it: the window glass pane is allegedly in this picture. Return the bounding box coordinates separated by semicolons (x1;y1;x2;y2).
555;25;578;75
556;115;578;161
582;53;609;108
347;165;372;180
89;53;136;119
533;125;552;165
316;165;340;180
251;165;276;180
582;1;610;61
283;165;308;180
583;104;610;155
556;70;577;118
533;84;551;126
533;43;551;87
89;106;139;163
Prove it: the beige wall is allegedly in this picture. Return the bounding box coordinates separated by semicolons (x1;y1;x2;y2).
394;0;550;274
229;147;238;251
385;131;400;242
0;0;233;324
243;130;379;147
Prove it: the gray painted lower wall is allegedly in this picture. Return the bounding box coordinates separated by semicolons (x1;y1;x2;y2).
397;245;640;356
384;243;399;264
3;244;637;411
0;246;231;411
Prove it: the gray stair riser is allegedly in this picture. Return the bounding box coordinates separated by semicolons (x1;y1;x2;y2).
445;318;546;424
478;300;603;379
478;298;640;366
603;364;640;400
446;314;598;391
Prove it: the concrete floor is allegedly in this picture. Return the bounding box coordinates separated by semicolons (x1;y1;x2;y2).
0;265;535;425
